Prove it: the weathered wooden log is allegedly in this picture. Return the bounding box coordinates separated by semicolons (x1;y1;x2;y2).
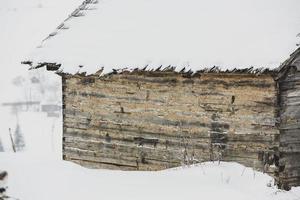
60;71;300;189
278;70;300;189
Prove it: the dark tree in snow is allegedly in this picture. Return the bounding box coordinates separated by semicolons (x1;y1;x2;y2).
0;171;8;199
13;124;25;152
0;138;4;152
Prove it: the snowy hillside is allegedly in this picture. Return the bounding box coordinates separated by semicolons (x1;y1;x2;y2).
0;0;300;200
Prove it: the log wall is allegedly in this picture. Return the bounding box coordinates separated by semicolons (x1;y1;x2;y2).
278;68;300;189
62;72;280;175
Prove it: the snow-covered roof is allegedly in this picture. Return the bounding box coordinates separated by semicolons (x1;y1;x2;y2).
25;0;300;75
279;47;300;71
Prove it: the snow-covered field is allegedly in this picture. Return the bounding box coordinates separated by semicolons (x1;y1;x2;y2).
2;154;300;200
0;0;300;200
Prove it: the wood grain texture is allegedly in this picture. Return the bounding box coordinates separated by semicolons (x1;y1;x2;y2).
278;69;300;189
61;72;292;186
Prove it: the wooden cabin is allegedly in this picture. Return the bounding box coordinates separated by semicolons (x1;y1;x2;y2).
23;0;300;190
276;48;300;189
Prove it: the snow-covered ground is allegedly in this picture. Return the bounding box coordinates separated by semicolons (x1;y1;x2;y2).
1;154;300;200
0;112;298;200
0;0;300;200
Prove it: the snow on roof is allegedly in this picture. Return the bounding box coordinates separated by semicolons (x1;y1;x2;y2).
279;47;300;70
25;0;300;75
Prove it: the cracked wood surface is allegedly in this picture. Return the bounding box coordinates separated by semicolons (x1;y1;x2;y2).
62;73;279;170
60;72;300;188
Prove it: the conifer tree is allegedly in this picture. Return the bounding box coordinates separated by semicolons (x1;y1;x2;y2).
0;138;4;152
14;124;25;152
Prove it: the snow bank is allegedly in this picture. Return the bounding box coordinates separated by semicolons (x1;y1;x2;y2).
1;154;300;200
27;0;300;75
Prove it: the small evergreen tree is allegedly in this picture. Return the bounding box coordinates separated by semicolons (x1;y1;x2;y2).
13;124;25;152
0;138;4;152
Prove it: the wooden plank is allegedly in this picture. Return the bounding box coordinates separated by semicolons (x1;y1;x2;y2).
61;73;283;184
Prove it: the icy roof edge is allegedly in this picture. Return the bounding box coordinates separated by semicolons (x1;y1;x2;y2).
21;60;279;77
